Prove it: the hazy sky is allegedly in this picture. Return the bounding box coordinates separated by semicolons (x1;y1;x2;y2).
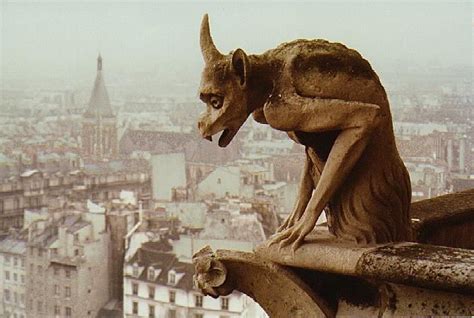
1;1;473;87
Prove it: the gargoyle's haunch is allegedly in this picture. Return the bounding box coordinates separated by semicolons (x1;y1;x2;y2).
197;14;411;250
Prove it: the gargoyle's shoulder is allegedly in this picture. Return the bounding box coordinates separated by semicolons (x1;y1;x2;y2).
278;39;376;80
263;39;356;60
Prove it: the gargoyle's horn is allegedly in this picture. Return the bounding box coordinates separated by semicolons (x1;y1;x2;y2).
200;14;223;62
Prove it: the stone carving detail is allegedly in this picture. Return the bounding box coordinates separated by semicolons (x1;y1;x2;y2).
197;14;411;250
193;246;232;298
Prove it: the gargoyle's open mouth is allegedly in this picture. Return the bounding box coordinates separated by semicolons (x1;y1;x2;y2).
204;128;238;148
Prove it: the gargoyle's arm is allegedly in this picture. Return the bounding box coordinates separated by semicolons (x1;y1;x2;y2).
265;90;381;248
278;150;314;231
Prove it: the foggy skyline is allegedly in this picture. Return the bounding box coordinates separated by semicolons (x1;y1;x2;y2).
1;1;473;89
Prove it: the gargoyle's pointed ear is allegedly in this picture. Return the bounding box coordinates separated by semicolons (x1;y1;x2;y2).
231;48;249;87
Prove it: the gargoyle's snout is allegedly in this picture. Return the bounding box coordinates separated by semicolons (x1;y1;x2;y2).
197;119;213;142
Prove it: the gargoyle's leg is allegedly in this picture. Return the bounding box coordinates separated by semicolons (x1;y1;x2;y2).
265;95;381;250
277;149;314;231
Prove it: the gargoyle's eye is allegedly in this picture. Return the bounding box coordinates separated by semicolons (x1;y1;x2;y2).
209;96;223;109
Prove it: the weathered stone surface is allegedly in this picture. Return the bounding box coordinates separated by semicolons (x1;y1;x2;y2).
357;242;474;294
255;227;375;275
257;229;474;295
193;246;333;317
194;246;473;317
412;188;474;249
197;14;411;250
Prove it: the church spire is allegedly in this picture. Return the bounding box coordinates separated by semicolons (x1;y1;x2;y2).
97;53;102;71
83;55;114;119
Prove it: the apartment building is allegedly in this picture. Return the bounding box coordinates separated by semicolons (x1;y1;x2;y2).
25;205;110;318
0;232;27;318
124;241;262;318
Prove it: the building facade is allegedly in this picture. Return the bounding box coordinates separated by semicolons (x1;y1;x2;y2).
0;233;27;318
124;242;262;318
0;162;151;235
25;208;110;318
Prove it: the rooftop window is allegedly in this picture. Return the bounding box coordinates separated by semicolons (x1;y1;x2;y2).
148;267;155;281
168;271;176;285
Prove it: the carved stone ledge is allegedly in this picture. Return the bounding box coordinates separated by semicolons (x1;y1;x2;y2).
193;246;334;317
193;243;473;317
412;188;474;249
256;228;474;294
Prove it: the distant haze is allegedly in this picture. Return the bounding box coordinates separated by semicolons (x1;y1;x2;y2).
1;1;473;89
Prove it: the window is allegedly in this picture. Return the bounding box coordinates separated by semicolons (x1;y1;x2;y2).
21;275;25;284
38;249;43;257
5;271;10;280
51;248;58;256
5;255;11;265
65;307;72;317
132;282;138;296
132;301;138;315
14;292;18;304
148;285;155;299
133;264;139;277
169;290;176;304
20;258;24;268
74;249;79;256
20;293;24;305
221;297;229;310
74;233;79;243
14;257;18;266
65;269;71;278
54;305;60;315
54;284;60;296
195;294;203;307
168;309;176;318
65;286;71;298
148;305;155;318
14;273;17;281
148;267;155;280
4;289;10;302
168;272;176;285
217;178;221;184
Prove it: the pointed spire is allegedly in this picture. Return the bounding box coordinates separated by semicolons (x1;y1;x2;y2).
97;53;102;71
83;55;114;119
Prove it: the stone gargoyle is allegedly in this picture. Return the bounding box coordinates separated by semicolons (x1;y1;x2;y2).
197;14;412;251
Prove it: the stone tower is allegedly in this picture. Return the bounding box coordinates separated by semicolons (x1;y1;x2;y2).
81;55;118;160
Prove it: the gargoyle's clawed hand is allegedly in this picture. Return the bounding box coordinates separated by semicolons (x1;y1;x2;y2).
268;214;318;252
277;209;302;232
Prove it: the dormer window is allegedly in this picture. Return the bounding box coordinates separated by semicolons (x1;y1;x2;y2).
168;271;176;285
133;264;139;277
148;267;155;281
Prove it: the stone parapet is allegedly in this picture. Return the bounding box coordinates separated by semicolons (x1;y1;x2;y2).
193;191;474;317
